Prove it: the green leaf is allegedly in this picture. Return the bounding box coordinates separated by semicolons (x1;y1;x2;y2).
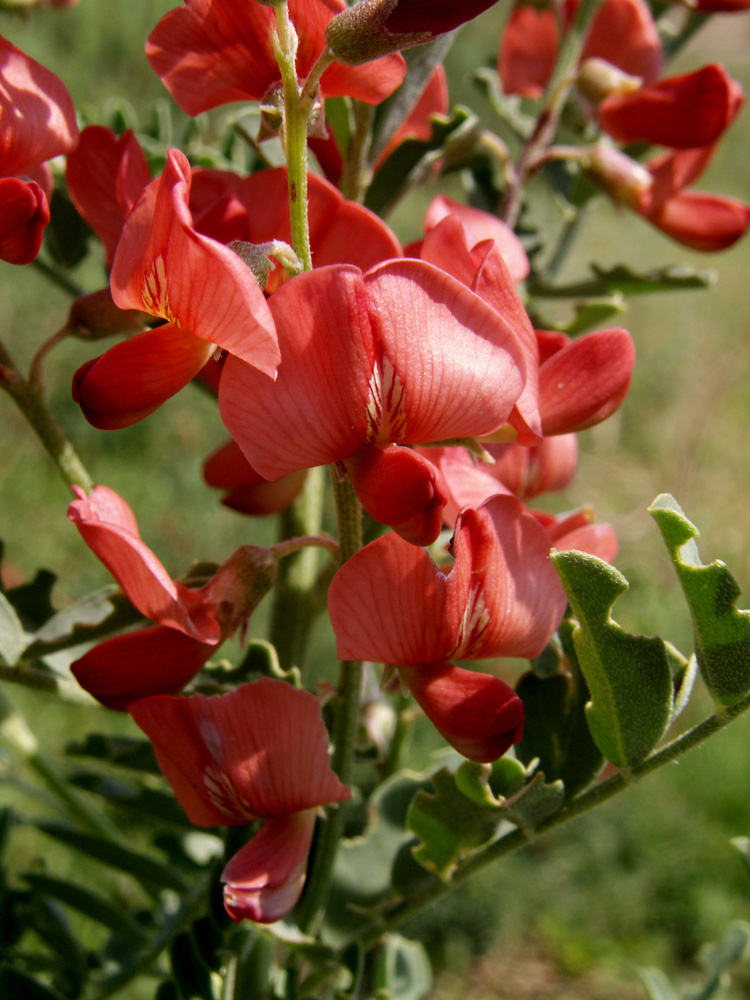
68;771;192;827
19;893;87;973
697;920;750;980
23;873;150;943
516;620;605;798
365;107;478;217
407;768;501;879
0;546;56;628
27;587;141;658
552;550;673;769
0;591;26;666
562;296;625;336
44;189;91;270
0;967;67;1000
35;821;190;893
649;494;750;707
639;968;679;1000
66;733;161;774
372;934;432;1000
529;263;715;301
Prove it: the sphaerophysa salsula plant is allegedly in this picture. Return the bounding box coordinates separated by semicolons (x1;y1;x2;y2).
2;0;750;996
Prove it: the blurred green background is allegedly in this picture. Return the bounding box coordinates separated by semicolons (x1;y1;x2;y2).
2;2;750;997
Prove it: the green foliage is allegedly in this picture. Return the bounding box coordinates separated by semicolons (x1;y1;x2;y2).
552;550;674;770
372;935;432;1000
649;494;750;707
640;922;750;1000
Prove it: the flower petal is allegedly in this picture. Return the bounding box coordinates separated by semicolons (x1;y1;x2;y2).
0;34;78;177
0;177;49;265
72;324;215;430
400;662;525;762
499;6;559;98
111;149;279;375
68;484;220;642
222;811;316;923
71;625;214;711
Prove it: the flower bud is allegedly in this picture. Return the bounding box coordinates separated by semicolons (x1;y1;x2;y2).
326;0;500;66
582;142;652;210
577;57;642;105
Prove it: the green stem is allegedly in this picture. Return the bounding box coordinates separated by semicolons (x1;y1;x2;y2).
341;100;375;203
500;0;603;229
296;473;363;933
0;338;92;491
274;1;312;271
352;689;750;949
31;256;84;298
268;466;327;671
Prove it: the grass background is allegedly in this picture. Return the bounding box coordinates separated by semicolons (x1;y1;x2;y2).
2;2;750;997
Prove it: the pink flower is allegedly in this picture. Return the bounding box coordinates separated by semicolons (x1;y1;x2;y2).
130;680;350;923
147;0;405;116
0;34;78;264
72;149;279;429
68;486;277;708
219;260;527;544
329;495;572;760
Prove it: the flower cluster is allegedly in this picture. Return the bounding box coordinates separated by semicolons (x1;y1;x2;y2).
3;0;748;933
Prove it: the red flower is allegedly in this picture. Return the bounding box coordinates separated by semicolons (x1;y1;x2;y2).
500;0;662;98
0;34;78;264
219;260;527;544
130;680;350;923
68;486;278;708
72;150;279;429
147;0;405;116
329;494;573;760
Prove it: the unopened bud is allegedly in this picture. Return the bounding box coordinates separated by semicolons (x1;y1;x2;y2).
582;143;652;210
326;0;500;66
229;240;303;287
577;58;642;105
67;288;148;339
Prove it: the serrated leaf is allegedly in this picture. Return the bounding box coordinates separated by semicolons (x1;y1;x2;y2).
35;821;190;893
649;494;750;707
23;873;150;942
0;591;27;666
407;768;500;879
563;296;626;336
372;934;432;1000
529;263;714;301
365;107;477;217
454;758;524;808
552;551;673;769
26;587;141;659
503;772;565;829
0;967;68;1000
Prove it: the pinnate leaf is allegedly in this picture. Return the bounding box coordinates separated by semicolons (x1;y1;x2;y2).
552;551;673;769
649;494;750;707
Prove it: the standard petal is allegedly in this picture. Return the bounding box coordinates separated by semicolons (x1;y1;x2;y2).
449;496;567;660
72;324;215;430
111;150;279;375
68;484;220;642
71;625;214;711
328;531;457;666
400;662;525;762
222;811;316;923
66;126;150;267
0;34;78;177
219;266;374;478
363;259;526;443
203;440;307;515
499;6;558;98
423;195;530;285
